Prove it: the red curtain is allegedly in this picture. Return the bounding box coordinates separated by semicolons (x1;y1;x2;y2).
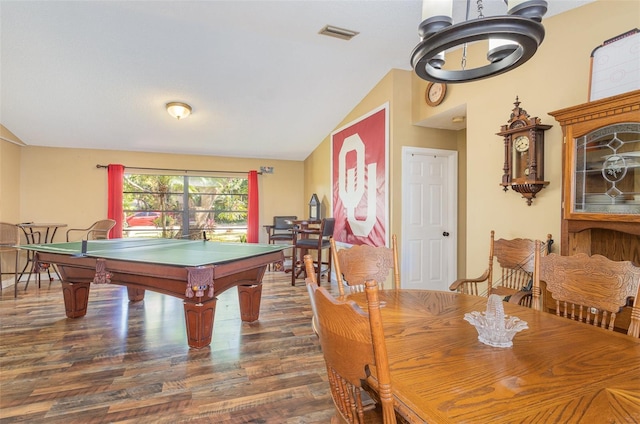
247;170;259;243
107;164;124;238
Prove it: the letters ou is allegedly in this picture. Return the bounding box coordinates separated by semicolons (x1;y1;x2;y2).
338;134;377;237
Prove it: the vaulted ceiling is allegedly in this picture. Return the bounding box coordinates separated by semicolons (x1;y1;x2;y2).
1;1;593;160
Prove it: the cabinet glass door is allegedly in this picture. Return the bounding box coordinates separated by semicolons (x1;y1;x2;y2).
574;123;640;214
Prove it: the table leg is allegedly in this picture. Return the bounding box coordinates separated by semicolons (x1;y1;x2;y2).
61;281;91;318
183;298;217;349
127;287;145;302
238;283;263;322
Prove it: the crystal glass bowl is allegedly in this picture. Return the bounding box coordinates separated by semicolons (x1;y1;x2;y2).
464;294;528;348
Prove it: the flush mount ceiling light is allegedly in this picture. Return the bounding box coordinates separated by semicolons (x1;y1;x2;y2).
411;0;547;83
166;102;192;120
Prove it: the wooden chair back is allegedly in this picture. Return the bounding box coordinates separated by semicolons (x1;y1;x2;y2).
303;254;317;285
533;240;640;337
450;230;553;300
304;254;320;336
307;278;397;423
331;235;400;296
66;219;116;241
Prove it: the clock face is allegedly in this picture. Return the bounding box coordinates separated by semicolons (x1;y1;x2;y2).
515;135;530;152
425;82;447;106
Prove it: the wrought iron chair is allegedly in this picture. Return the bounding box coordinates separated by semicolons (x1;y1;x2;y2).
331;235;400;296
533;240;640;337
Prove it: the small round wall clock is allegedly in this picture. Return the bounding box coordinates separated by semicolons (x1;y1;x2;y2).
425;82;447;107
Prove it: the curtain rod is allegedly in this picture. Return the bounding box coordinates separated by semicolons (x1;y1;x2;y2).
96;164;260;175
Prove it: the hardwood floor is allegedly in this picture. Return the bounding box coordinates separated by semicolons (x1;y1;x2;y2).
0;271;337;423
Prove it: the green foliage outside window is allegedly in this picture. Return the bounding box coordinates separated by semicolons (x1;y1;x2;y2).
123;174;248;242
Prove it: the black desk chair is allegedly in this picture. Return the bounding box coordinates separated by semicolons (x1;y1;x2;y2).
264;216;297;270
265;216;297;244
291;218;335;286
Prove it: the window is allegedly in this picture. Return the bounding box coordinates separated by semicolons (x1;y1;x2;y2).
123;174;248;242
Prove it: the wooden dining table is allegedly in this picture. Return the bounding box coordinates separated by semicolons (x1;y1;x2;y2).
346;290;640;423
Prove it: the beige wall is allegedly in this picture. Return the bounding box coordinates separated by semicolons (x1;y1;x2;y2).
0;139;22;287
305;0;640;282
7;145;304;244
0;141;304;286
2;0;638;288
0;139;21;223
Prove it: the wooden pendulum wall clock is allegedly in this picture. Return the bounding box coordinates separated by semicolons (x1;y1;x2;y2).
497;97;552;206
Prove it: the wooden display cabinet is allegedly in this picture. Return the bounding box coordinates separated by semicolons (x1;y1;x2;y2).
550;90;639;332
550;90;640;261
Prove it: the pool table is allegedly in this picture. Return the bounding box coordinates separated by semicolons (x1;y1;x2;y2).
21;238;287;348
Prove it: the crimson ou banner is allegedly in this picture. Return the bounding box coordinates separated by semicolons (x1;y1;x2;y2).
331;103;389;247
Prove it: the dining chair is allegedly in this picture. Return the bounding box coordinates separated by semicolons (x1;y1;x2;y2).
291;218;335;286
449;230;553;304
331;235;400;296
66;219;116;241
0;222;20;298
533;240;640;337
303;254;320;336
265;215;297;271
265;215;297;244
306;278;397;423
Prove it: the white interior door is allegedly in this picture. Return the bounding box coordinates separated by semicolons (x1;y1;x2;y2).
401;147;457;291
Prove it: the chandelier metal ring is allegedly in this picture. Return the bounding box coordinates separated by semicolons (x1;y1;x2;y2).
411;16;545;84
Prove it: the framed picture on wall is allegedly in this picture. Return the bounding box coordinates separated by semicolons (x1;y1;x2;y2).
330;103;389;247
589;28;640;101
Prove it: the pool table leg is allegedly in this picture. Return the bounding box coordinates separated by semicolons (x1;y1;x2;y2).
126;287;145;302
61;281;91;318
183;298;217;349
238;283;263;322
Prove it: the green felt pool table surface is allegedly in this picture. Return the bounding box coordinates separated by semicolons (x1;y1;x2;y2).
21;238;288;348
21;237;287;267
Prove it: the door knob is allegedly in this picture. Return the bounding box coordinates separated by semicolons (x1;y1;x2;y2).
443;231;450;237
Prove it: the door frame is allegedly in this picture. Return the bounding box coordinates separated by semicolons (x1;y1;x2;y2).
401;146;458;289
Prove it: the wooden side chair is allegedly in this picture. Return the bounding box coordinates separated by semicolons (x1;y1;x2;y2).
533;240;640;337
449;230;553;303
331;235;400;296
307;277;397;423
303;254;320;336
292;218;335;286
0;222;20;298
66;219;116;241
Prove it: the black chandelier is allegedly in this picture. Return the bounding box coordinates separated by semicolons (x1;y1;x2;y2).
411;0;547;83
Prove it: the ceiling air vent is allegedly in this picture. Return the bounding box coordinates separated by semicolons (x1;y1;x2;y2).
318;25;359;41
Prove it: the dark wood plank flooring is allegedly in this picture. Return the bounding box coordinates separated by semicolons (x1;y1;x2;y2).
0;271;336;423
